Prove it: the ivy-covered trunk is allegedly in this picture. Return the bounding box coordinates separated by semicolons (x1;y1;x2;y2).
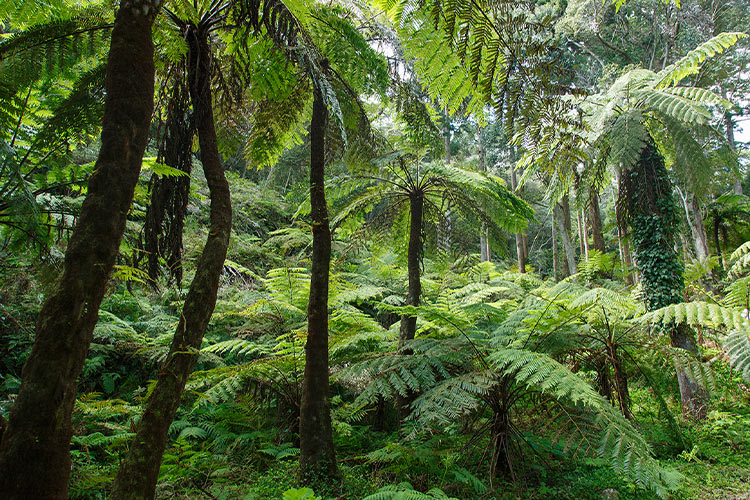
0;3;160;497
621;142;707;419
299;86;337;481
399;191;424;347
111;26;232;499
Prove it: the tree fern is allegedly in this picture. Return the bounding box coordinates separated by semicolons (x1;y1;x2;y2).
655;32;749;89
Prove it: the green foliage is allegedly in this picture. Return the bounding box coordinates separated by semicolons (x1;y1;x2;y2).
364;482;457;500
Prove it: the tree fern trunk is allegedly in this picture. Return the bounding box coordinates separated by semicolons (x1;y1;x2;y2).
0;4;160;497
399;192;423;347
143;73;193;286
299;85;337;481
111;26;232;499
609;343;632;419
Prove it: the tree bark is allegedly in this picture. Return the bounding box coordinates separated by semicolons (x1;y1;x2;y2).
689;195;710;261
0;4;160;497
588;192;606;253
478;127;490;262
143;72;193;285
577;209;586;258
552;213;559;280
608;343;632;420
581;208;590;258
554;203;578;275
400;192;423;347
110;26;231;499
509;163;526;273
672;325;708;419
613;169;634;284
299;85;337;481
560;194;573;277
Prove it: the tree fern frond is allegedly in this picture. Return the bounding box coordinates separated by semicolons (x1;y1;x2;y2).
655;32;748;89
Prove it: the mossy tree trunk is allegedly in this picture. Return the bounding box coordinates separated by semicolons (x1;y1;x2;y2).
299;86;337;482
621;142;707;419
0;3;160;497
111;25;232;499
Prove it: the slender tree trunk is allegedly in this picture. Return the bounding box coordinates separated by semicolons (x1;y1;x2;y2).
588;192;606;253
0;4;160;497
299;85;337;481
581;208;590;258
554;203;577;275
613;169;634;284
509;163;526;272
577;209;586;257
560;194;573;277
552;214;559;280
111;26;231;499
478;127;490;262
689;195;710;261
400;192;423;347
713;207;724;270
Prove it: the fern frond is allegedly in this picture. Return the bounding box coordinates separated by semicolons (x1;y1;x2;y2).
655;32;748;89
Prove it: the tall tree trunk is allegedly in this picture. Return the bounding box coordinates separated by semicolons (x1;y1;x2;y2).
622;142;707;419
588;192;606;253
713;207;724;270
478;127;490;262
581;208;590;259
689;195;710;261
0;4;159;497
577;209;586;257
613;169;634;284
299;85;337;480
554;203;577;275
560;194;573;277
400;192;423;347
552;213;559;280
509;163;526;272
111;26;231;499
